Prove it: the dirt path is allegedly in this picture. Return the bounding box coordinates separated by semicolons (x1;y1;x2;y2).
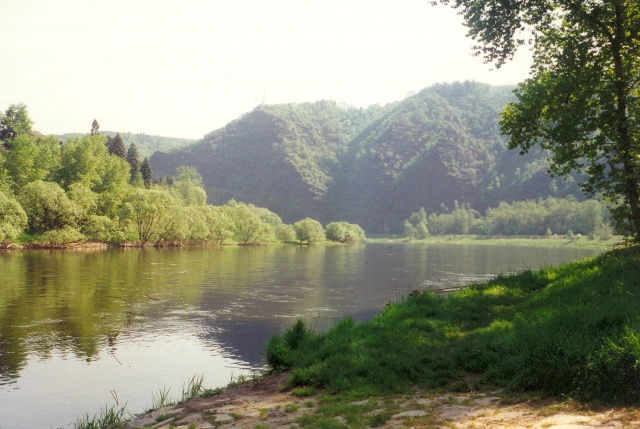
126;372;640;429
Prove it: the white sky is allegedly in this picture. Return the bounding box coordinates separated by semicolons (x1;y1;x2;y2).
0;0;532;139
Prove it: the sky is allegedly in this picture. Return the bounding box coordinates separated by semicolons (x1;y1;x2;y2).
1;0;532;139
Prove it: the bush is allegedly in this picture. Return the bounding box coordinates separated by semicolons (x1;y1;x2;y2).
39;227;85;244
325;222;365;243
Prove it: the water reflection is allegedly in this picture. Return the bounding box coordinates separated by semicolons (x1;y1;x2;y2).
0;243;601;429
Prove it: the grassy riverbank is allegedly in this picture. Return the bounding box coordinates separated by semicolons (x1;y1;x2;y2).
366;233;622;248
267;246;640;404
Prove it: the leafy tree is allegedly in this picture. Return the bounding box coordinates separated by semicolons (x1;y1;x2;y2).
275;223;296;243
0;190;28;243
230;202;272;245
17;181;81;232
126;142;140;182
0;104;33;147
293;218;325;244
3;134;60;190
325;221;366;243
140;157;152;189
169;166;207;206
403;208;428;239
91;119;100;136
436;0;640;240
122;188;174;245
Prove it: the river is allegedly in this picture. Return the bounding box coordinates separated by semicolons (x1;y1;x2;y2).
0;243;601;429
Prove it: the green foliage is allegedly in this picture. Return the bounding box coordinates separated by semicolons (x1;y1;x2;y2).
267;248;640;403
140;157;152;189
3;134;60;189
275;223;296;243
229;202;273;245
18;181;81;232
325;222;365;243
126;142;140;182
437;0;640;239
0;103;33;144
403;208;429;239
293;218;325;244
0;190;27;242
106;132;126;159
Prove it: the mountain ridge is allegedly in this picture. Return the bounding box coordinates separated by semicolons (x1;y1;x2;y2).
150;81;584;232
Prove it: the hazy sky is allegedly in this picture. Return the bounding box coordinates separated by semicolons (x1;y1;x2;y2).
1;0;532;139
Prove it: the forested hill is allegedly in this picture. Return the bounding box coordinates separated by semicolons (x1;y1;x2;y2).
150;81;584;232
58;132;196;158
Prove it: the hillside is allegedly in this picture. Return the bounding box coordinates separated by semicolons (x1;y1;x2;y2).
58;132;196;158
150;82;584;232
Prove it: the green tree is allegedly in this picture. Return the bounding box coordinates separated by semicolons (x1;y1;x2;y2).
107;132;126;159
122;188;174;245
169;166;207;206
293;218;325;244
126;142;140;182
436;0;640;240
17;181;81;232
4;134;60;190
0;104;33;146
140;157;152;189
0;190;28;243
325;221;366;243
230;202;272;245
91;119;100;136
403;208;428;239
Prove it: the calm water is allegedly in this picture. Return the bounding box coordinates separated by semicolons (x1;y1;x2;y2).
0;243;601;429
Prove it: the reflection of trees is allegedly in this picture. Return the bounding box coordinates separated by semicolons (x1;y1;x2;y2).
0;249;206;383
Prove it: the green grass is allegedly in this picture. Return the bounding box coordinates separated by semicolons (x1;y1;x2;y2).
266;247;640;404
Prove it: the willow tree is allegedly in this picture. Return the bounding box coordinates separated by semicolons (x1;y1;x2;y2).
436;0;640;240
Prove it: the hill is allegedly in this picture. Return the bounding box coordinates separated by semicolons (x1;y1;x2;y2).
58;132;196;158
150;82;584;232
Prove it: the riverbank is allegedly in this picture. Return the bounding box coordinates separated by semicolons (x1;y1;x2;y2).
367;233;623;248
125;371;640;429
2;233;622;251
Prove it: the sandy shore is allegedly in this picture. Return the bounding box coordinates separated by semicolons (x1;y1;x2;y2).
125;372;640;429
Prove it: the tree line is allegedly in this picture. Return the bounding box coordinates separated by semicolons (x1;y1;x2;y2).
0;105;365;247
404;197;613;240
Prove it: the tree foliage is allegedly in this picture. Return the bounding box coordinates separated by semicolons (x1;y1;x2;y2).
325;221;365;243
437;0;640;240
293;218;325;244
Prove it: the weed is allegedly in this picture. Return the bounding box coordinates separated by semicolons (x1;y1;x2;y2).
292;387;317;397
181;374;205;402
155;413;174;422
151;386;172;409
305;400;315;408
285;404;300;413
368;411;392;427
72;404;127;429
229;412;243;419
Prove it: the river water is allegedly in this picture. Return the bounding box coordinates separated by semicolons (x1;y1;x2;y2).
0;243;601;429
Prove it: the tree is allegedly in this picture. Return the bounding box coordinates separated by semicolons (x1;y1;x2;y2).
140;157;152;189
91;119;100;136
436;1;640;240
403;208;428;239
325;221;366;243
293;218;325;244
0;190;28;243
126;142;140;183
107;133;126;159
0;104;33;147
17;181;81;232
